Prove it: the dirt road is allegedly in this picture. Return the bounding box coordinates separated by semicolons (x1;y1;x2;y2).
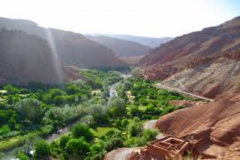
143;120;164;139
104;148;136;160
154;83;214;102
104;120;165;160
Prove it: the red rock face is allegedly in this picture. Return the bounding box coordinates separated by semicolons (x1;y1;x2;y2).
138;16;240;98
155;100;240;159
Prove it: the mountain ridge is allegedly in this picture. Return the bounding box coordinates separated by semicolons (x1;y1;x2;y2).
138;16;240;98
87;33;172;48
85;35;150;57
0;17;128;71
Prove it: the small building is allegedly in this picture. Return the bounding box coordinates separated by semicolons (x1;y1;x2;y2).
136;136;215;160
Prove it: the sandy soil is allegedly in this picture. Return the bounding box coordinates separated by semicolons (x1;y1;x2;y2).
104;148;137;160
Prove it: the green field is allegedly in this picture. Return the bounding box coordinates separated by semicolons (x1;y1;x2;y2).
90;127;118;138
0;136;24;152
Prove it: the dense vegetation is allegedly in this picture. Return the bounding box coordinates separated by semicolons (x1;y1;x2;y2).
0;69;193;160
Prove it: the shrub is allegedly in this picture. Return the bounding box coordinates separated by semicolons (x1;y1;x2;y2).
17;152;29;160
71;124;93;141
14;98;42;123
104;138;123;152
107;97;126;118
128;121;142;137
129;105;141;117
142;129;158;142
34;140;51;159
59;135;70;149
66;138;90;155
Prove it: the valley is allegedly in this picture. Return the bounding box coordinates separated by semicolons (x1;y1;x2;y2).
0;7;240;160
0;69;198;160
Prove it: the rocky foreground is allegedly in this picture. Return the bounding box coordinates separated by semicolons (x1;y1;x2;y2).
155;100;240;159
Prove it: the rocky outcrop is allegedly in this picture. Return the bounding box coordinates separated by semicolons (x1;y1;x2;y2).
155;100;240;159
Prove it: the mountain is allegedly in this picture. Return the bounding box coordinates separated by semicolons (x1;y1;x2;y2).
0;29;74;84
85;35;150;57
156;100;240;159
50;29;128;69
0;17;46;39
139;16;240;98
0;17;128;70
89;34;172;48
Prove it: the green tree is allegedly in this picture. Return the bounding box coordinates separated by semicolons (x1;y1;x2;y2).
104;138;123;152
3;84;19;94
17;153;29;160
34;140;51;159
89;104;108;124
90;142;104;154
129;105;141;117
71;124;93;141
14;98;42;123
59;135;70;149
122;81;132;90
66;138;90;155
8;117;17;129
128;121;142;137
107;97;126;117
142;129;158;142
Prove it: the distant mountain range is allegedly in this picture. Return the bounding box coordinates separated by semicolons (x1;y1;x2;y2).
0;17;129;83
85;35;150;57
139;16;240;98
87;34;172;48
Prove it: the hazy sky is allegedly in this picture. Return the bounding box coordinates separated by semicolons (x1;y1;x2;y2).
0;0;240;37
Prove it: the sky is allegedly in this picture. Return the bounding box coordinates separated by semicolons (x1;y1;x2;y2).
0;0;240;37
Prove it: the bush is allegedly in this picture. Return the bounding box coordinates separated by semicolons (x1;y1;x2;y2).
107;97;126;118
90;142;104;154
14;98;42;123
59;135;70;149
142;129;158;142
128;121;142;137
71;124;93;141
41;125;54;136
66;138;90;155
129;105;141;117
34;140;51;159
161;106;176;115
124;137;146;147
17;152;29;160
104;138;123;152
3;131;20;138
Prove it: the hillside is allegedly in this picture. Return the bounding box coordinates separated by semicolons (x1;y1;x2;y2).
0;17;46;39
85;35;150;57
0;17;128;70
99;34;172;48
0;29;68;84
50;29;128;69
139;16;240;98
156;100;240;159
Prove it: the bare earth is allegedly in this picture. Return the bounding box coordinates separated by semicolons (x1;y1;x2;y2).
104;148;136;160
156;100;240;159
